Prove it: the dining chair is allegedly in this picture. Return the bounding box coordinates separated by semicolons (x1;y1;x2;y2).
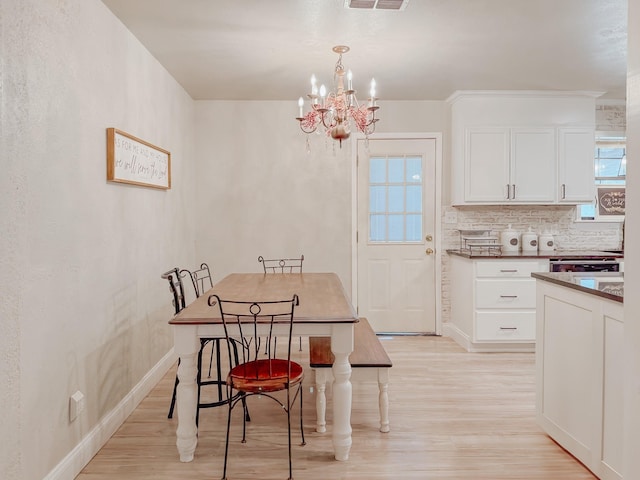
258;254;304;274
161;267;188;420
258;255;304;351
162;265;244;426
208;294;306;480
181;263;216;377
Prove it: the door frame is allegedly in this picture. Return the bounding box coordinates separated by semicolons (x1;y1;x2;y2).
351;132;443;335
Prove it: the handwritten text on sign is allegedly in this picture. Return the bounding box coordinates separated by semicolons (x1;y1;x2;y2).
107;128;171;189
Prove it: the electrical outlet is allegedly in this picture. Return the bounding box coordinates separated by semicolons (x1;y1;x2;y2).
69;391;85;422
444;210;458;224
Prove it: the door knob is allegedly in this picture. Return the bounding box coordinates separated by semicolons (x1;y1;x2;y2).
425;234;433;241
425;248;434;255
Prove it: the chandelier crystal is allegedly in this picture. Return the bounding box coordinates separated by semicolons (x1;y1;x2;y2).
296;45;379;148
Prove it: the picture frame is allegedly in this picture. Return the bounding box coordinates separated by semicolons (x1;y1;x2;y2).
106;128;171;189
597;186;625;216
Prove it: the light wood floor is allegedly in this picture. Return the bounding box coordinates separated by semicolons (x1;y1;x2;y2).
76;336;596;480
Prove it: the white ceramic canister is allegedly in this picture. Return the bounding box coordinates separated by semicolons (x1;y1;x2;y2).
501;224;520;252
538;232;555;252
521;227;538;252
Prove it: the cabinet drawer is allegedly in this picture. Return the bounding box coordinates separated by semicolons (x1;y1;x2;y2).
476;312;536;341
476;260;548;278
475;279;536;308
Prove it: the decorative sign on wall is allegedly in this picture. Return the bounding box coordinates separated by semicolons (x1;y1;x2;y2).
106;128;171;189
597;187;625;216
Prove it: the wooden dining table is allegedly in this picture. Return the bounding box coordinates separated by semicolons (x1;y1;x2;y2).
169;272;358;463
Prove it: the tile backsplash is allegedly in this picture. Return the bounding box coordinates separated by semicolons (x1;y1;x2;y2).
443;204;622;251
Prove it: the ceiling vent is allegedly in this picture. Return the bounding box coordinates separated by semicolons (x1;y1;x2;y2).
344;0;409;11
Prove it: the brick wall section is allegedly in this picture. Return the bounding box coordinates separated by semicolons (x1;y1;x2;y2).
596;103;626;132
440;205;623;324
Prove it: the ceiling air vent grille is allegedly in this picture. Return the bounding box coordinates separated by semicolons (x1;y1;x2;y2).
344;0;409;10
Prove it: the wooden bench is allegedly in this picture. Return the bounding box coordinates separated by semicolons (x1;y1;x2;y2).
309;317;392;433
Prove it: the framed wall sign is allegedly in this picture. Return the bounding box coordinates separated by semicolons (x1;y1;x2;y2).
597;186;625;216
107;128;171;189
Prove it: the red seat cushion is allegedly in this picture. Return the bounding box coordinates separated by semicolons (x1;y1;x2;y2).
228;359;304;393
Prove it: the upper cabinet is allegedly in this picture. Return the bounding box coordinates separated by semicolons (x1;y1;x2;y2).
449;91;599;206
557;127;596;203
464;127;556;203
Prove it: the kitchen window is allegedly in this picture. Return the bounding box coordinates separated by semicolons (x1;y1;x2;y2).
577;136;626;221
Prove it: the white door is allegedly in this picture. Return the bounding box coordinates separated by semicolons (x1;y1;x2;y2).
356;137;437;333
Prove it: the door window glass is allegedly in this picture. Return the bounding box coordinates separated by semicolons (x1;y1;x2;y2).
368;155;423;242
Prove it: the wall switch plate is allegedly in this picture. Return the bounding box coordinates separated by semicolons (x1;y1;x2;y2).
69;390;85;422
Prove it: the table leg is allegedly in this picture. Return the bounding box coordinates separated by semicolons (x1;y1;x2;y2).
173;325;199;462
378;368;390;433
331;324;353;461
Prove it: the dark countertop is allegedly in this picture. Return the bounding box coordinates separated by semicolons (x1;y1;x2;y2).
446;249;624;260
531;271;624;303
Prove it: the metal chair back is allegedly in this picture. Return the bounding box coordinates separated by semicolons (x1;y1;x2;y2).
209;294;299;369
258;255;304;274
182;262;213;298
160;267;186;315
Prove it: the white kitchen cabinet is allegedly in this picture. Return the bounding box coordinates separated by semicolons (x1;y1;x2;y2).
558;127;596;203
449;91;598;206
535;280;623;479
464;127;556;203
447;256;548;352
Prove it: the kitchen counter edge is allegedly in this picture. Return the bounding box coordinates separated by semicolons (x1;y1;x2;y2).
531;271;623;303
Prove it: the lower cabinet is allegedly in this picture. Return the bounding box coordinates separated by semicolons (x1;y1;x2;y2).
448;256;549;352
535;280;623;480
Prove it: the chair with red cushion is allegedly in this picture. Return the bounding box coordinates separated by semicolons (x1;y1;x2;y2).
208;294;306;480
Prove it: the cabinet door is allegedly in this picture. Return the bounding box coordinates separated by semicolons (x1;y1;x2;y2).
558;127;595;203
510;128;556;202
464;128;510;202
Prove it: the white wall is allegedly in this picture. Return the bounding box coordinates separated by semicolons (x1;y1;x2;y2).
193;100;447;294
624;0;640;476
2;1;636;477
0;1;197;479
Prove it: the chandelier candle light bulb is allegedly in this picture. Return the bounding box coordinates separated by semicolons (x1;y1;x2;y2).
296;45;380;148
369;78;376;106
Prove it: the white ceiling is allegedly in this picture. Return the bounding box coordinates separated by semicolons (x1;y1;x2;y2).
100;0;628;101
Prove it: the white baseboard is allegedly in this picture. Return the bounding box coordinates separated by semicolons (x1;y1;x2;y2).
442;322;472;351
43;350;177;480
442;323;535;353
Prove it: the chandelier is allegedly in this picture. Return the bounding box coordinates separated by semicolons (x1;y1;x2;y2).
296;45;379;148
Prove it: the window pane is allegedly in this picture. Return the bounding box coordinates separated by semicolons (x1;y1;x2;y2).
370;215;386;241
597;158;624;177
388;215;403;241
599;147;625;158
579;204;596;220
406;214;422;241
388;157;404;183
370;158;386;183
388;186;404;212
406;157;422;183
369;186;386;213
406;185;422;212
